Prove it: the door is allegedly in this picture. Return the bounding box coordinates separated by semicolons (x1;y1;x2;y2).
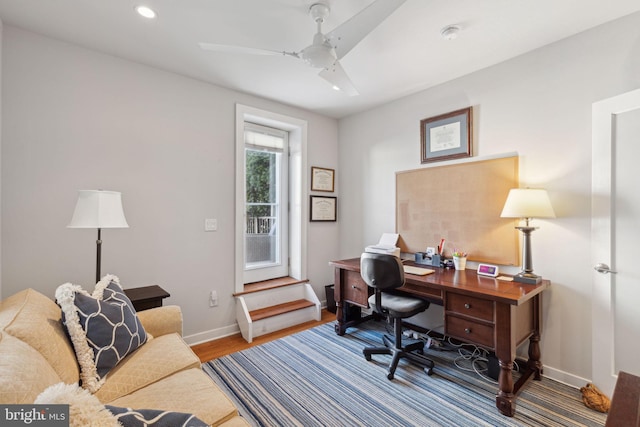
591;88;640;395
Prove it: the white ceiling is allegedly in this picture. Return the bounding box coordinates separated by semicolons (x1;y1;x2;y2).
1;0;639;118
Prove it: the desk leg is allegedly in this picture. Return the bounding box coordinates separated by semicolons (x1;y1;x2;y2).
335;301;347;336
528;331;543;379
528;295;544;380
495;296;544;417
496;360;516;417
495;303;517;416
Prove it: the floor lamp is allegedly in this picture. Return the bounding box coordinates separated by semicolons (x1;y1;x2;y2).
500;188;555;284
68;190;129;283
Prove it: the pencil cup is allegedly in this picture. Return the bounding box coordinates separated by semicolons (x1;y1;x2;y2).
453;256;467;271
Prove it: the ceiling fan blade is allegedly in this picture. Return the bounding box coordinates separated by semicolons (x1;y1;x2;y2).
198;42;298;58
326;0;406;60
319;60;359;96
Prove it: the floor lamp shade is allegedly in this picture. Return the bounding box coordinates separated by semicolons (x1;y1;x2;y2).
68;190;129;229
500;188;555;284
68;190;129;283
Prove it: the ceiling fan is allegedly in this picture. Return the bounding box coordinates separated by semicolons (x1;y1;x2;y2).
199;0;406;96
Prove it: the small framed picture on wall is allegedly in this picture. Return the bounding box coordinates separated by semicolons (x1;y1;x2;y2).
311;166;335;192
310;196;337;222
420;107;473;163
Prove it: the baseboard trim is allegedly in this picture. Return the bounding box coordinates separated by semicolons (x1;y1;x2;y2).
543;365;591;390
184;323;240;346
184;302;330;346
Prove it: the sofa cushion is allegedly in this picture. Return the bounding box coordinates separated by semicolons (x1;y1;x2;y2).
56;275;147;393
0;288;80;384
220;417;252;427
94;333;201;402
0;333;63;404
108;368;240;426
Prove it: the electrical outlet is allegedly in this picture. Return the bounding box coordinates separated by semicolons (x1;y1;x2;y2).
204;218;217;231
209;290;218;307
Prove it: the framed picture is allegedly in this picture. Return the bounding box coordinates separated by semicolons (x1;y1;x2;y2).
420;107;473;163
311;166;335;192
310;196;337;222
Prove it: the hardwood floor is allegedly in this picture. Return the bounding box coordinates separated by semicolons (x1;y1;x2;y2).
191;309;336;363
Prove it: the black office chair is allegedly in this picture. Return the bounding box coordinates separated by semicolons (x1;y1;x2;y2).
360;252;434;380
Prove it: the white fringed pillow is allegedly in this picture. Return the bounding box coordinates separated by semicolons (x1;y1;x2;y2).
35;382;121;427
56;275;147;393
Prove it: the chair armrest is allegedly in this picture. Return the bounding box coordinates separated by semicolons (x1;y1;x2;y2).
136;305;183;337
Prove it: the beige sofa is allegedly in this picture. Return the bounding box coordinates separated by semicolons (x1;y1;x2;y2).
0;288;248;426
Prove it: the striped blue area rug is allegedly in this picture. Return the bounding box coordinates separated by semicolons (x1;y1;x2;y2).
203;321;606;427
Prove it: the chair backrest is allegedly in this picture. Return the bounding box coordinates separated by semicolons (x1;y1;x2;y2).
360;252;405;291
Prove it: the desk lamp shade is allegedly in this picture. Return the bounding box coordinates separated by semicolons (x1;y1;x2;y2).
68;190;129;283
500;188;555;284
500;188;555;223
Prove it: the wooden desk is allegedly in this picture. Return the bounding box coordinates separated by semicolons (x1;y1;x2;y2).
330;258;550;417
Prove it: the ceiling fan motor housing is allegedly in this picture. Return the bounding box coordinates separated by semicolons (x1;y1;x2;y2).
302;2;335;69
309;2;330;22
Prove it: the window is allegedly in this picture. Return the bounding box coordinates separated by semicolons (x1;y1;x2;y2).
235;104;308;293
243;123;288;282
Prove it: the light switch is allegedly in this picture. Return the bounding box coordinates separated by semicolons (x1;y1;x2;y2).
204;218;217;231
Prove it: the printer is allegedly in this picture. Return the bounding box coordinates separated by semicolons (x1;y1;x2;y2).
365;233;401;258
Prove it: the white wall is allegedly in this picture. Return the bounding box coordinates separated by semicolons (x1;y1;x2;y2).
337;12;640;386
0;26;339;339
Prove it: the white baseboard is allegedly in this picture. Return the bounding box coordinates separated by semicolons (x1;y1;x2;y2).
185;301;331;346
184;323;240;346
543;365;591;390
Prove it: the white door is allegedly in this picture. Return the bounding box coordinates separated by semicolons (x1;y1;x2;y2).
591;88;640;396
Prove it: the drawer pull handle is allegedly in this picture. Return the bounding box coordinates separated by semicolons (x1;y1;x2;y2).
464;328;471;334
464;303;471;309
352;285;357;289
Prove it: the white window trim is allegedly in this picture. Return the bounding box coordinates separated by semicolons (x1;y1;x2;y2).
234;104;308;294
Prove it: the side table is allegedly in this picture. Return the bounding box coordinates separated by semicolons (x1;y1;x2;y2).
124;285;170;311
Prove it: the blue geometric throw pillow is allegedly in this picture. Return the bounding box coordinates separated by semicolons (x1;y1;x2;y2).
105;405;208;427
56;275;147;393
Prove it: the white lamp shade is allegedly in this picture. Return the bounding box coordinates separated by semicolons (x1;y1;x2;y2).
68;190;129;228
500;188;555;219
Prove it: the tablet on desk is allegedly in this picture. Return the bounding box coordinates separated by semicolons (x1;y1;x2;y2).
403;265;435;276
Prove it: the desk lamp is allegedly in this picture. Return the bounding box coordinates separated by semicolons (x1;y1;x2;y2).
500;188;555;284
68;190;129;283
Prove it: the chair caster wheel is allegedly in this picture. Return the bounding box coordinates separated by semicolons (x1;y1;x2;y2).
417;349;424;355
387;372;394;380
363;352;372;361
425;367;433;376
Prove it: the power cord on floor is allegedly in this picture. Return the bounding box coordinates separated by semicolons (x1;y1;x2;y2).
399;326;520;384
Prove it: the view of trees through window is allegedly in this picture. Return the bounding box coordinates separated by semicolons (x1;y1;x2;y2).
244;123;287;274
246;150;276;233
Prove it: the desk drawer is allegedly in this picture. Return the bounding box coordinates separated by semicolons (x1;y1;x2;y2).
446;293;494;322
446;316;494;348
342;270;369;307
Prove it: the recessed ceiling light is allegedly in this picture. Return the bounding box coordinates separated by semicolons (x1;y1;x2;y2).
440;25;460;40
135;5;157;19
